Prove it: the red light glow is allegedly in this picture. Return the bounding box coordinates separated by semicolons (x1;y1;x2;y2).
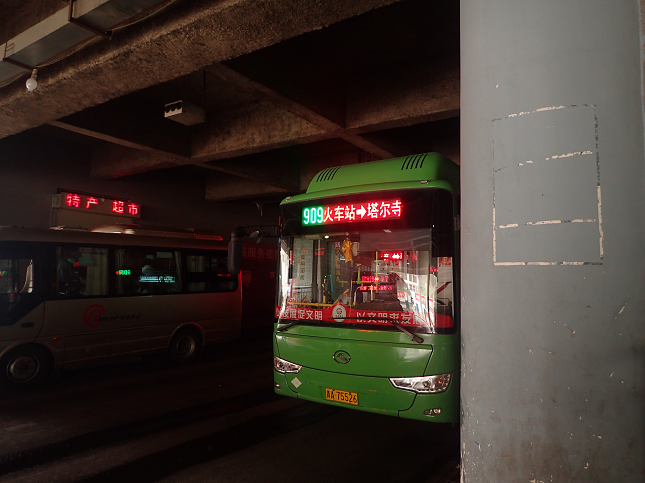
361;275;380;283
380;251;403;261
359;284;394;292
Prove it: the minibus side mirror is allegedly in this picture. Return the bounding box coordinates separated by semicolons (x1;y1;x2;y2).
227;225;280;276
227;226;246;276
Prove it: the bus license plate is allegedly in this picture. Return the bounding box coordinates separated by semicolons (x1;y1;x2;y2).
325;388;358;406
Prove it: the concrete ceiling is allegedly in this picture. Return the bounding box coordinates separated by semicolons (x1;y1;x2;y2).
0;0;460;203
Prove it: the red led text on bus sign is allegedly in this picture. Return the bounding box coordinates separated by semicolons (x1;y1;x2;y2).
380;251;403;261
61;192;140;218
302;199;402;225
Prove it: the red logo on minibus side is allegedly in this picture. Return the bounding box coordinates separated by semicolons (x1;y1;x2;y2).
84;304;106;328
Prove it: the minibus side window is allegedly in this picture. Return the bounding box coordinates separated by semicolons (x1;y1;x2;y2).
56;247;108;298
0;258;35;325
186;252;237;293
114;248;182;295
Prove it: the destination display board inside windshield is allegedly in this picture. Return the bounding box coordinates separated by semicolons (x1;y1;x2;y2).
302;198;402;225
281;189;455;239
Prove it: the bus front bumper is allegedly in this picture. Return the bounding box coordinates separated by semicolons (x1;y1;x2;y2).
273;367;459;423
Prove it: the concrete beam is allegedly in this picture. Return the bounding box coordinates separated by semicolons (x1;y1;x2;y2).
191;101;328;160
89;136;300;193
206;155;300;192
346;56;460;132
0;0;404;140
202;57;460;161
204;64;394;159
86;54;459;194
205;174;290;202
90;144;182;178
50;97;191;157
204;64;342;134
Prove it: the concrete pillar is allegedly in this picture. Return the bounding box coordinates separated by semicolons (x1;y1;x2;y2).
461;1;645;481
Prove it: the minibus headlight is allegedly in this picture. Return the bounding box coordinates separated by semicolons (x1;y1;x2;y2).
389;373;451;394
274;356;302;374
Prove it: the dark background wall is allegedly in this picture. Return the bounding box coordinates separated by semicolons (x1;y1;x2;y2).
0;129;282;330
0;130;279;235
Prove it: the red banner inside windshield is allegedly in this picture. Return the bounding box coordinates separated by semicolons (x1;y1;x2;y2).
275;303;453;328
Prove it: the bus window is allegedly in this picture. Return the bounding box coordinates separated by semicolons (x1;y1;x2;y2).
1;258;33;294
114;248;182;295
20;260;33;293
277;229;454;326
0;257;36;325
186;253;237;293
56;247;108;297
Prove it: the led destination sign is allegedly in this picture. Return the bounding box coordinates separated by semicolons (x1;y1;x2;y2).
303;199;402;225
55;191;141;219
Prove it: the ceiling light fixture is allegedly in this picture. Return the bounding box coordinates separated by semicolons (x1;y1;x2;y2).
25;69;38;92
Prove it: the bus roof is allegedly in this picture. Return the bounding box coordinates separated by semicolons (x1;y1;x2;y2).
0;226;228;250
283;152;459;204
91;224;223;241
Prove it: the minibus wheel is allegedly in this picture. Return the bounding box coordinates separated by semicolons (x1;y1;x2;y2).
0;345;51;389
168;328;201;364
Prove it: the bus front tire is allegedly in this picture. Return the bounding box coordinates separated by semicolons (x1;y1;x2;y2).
1;345;51;390
168;328;201;364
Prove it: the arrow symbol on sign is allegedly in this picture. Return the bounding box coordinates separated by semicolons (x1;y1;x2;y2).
356;205;367;218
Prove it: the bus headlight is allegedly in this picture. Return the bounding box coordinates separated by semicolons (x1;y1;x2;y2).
389;373;451;394
274;356;302;374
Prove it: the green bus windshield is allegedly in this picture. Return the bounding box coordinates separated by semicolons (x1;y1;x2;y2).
278;188;456;334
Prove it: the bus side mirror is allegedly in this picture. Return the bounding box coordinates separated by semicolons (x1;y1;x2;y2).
227;225;280;276
228;227;245;276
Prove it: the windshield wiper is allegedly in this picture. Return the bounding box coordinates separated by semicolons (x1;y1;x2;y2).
277;320;302;332
333;317;424;344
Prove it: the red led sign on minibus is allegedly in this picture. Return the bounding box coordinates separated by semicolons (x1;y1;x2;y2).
302;199;402;225
57;191;141;218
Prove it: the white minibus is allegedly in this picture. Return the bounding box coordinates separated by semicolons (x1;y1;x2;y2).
0;225;241;388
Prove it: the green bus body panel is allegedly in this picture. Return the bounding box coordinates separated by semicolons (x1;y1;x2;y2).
275;332;433;377
275;326;459;377
273;326;460;422
275;369;415;414
281;152;459;205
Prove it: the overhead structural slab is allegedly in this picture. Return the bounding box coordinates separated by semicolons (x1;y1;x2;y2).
0;0;462;203
0;0;405;140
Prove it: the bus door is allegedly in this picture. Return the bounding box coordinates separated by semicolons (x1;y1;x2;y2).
0;249;44;344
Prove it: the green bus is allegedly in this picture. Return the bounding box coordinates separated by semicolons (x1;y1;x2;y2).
271;152;460;422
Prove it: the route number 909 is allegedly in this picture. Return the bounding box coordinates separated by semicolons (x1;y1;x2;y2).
303;206;324;225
